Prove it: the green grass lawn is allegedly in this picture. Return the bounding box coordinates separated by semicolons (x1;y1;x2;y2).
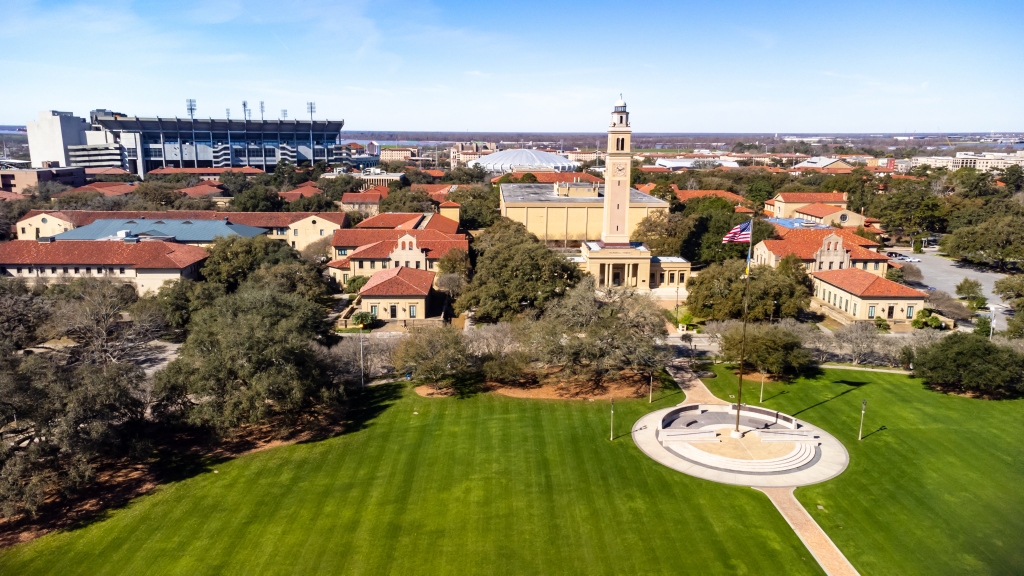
703;365;1024;575
0;383;824;576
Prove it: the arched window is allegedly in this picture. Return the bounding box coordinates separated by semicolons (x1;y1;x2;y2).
401;241;406;249
619;115;624;124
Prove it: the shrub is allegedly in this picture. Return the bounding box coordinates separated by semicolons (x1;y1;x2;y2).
914;332;1024;395
351;311;375;327
345;275;370;293
874;316;890;332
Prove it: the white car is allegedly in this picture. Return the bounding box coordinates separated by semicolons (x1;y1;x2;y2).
905;257;921;262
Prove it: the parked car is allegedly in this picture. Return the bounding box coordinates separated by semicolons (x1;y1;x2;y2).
886;251;901;258
905;257;921;262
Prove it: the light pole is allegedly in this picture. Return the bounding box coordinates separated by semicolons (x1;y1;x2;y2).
610;398;615;441
858;399;867;441
359;329;365;389
649;372;654;404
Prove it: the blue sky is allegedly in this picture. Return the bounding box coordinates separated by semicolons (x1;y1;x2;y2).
4;0;1022;132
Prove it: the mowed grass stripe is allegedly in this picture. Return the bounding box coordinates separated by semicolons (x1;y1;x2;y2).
0;384;824;575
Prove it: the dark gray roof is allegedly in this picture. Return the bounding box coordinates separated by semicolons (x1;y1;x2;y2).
500;183;668;206
95;116;344;134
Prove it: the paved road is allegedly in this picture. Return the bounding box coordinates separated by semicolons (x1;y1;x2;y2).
889;247;1010;329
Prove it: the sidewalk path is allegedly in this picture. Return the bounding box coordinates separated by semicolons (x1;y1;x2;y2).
820;363;909;375
757;487;860;576
665;363;728;405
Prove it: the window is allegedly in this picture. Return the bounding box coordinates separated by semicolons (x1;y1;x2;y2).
20;227;25;234
838;262;843;269
74;267;80;273
659;272;665;283
874;262;879;270
405;261;410;268
828;262;833;270
62;267;68;274
428;261;434;269
415;262;420;269
41;217;48;224
868;306;875;318
370;305;378;316
16;268;22;274
343;274;349;283
409;305;417;319
906;306;914;319
818;262;823;270
119;268;125;274
669;272;676;284
370;261;376;269
853;303;858;316
293;229;299;236
358;261;364;269
51;267;56;274
339;249;348;255
320;229;324;236
401;241;406;249
840;214;848;222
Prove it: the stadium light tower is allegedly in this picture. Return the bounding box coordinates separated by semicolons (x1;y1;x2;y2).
281;109;288;120
186;99;198;168
225;108;230;119
307;102;316;165
260;101;265;121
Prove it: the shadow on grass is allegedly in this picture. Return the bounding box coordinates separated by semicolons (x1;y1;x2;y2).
0;384;406;548
792;385;864;417
761;390;789;403
861;425;887;439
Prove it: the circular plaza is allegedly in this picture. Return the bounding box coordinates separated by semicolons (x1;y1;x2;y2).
632;403;849;487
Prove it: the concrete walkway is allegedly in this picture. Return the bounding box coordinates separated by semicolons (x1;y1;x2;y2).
665;363;728;405
820;363;909;375
758;487;860;576
648;361;860;576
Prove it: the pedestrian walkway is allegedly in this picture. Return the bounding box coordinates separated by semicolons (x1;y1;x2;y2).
820;363;909;375
758;487;860;576
665;363;727;405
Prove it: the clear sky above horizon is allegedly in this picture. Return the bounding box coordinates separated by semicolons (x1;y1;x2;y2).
4;0;1022;133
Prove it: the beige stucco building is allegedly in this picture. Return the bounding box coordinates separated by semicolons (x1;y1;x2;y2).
0;167;86;195
765;192;848;219
499;180;668;243
753;229;890;276
569;99;691;293
16;210;348;251
811;268;926;330
0;239;206;294
358;266;435;321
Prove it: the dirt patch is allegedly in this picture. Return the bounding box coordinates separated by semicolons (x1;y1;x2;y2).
493;381;646;400
731;368;782;383
414;384;458;398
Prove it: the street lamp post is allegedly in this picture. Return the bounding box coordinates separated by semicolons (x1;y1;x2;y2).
610;399;615;441
858;399;867;441
359;329;365;389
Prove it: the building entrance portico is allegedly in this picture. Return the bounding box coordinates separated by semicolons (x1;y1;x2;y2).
582;240;653;289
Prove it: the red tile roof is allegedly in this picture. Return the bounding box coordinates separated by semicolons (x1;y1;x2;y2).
639;166;670;173
331;228;468;260
677;188;745;204
814;268;926;298
360;266;435;297
347;241;394;259
179;183;226;198
0;240;207;269
0;191;27;202
364;185;391;198
439;201;460;207
146;167;265;176
341;192;384;203
422;214;459;234
55;183;136;198
794;203;845;218
279;188;324;202
295;180;320;189
764;199;775;206
411;183;454;202
19;209;347;228
357;213;424;229
734;205;754;213
775;227;878;247
423;169;445;178
84;167;130;175
774;192;848;203
489;172;602;184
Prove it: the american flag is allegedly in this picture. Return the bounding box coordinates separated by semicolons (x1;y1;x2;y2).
722;220;753;243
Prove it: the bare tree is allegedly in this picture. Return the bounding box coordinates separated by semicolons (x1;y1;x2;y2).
902;263;923;284
926;291;972;321
834;322;879;365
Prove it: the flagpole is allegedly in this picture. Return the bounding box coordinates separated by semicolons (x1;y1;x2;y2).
733;213;756;437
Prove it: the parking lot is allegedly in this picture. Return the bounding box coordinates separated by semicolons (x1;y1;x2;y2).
887;247;1011;329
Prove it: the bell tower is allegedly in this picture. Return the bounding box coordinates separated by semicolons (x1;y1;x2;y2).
602;96;632;245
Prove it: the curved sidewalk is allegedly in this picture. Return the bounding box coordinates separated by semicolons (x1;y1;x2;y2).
655;362;860;576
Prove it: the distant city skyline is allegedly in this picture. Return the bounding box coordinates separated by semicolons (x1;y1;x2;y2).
3;0;1022;132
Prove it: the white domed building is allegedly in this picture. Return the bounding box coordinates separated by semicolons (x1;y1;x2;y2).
469;148;579;173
